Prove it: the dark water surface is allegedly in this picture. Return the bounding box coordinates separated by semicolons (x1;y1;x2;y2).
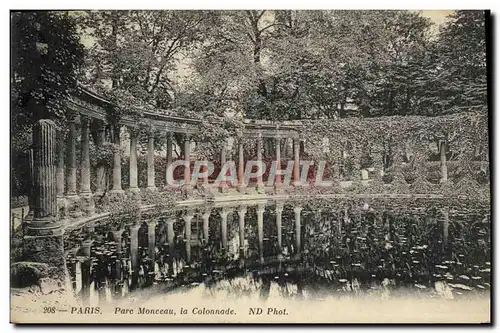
66;204;491;304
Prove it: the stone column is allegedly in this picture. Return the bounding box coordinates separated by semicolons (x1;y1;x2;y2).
147;131;157;191
110;125;124;194
275;137;282;186
66;115;77;196
202;210;211;245
165;131;173;186
147;221;157;274
56;131;65;197
219;142;228;192
95;122;106;194
80;116;94;215
440;140;448;183
183;212;194;263
220;209;229;249
256;133;264;189
238;206;247;257
237;137;245;192
293;138;301;186
257;204;265;263
183;134;192;193
294;206;303;254
24;120;66;280
128;128;139;192
129;224;140;289
80;116;91;194
275;203;284;250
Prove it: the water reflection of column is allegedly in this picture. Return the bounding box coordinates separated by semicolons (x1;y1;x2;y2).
166;218;175;275
112;230;123;297
129;224;141;289
147;221;157;273
220;209;229;249
202;210;211;245
294;206;303;254
257;204;265;263
69;254;78;291
238;206;247;257
275;203;284;253
183;212;194;263
80;241;92;305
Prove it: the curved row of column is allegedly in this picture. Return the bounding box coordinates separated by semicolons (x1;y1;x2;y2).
54;112;304;217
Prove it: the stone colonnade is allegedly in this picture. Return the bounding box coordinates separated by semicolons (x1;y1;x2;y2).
54;113;303;216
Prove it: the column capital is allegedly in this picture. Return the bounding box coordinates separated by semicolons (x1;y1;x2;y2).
275;202;284;213
202;208;212;219
130;224;141;232
128;126;140;137
220;208;231;219
80;114;90;125
183;214;194;223
147;220;158;228
293;206;303;214
238;205;247;217
256;203;265;214
112;229;125;238
166;218;175;225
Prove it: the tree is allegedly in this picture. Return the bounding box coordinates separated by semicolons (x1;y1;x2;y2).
424;10;487;114
81;10;212;109
11;11;85;197
11;11;85;125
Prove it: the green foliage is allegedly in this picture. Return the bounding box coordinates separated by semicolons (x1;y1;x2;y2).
11;11;85;125
11;11;85;197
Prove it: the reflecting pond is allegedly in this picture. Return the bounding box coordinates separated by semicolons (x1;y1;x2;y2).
65;203;491;304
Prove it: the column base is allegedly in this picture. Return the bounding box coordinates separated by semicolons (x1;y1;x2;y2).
23;221;66;282
109;189;126;201
145;186;158;192
56;197;69;220
183;185;192;195
65;194;83;218
79;192;95;216
293;181;302;187
127;187;142;202
237;184;247;193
